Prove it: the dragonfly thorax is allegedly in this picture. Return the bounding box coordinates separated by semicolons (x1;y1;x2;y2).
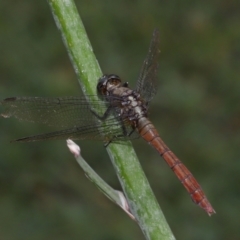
121;93;148;123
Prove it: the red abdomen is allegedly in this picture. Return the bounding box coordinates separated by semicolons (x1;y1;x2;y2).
137;117;215;215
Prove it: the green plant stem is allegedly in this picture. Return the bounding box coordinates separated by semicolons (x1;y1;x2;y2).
47;0;175;239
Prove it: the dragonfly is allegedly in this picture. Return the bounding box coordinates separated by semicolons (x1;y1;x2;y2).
1;29;215;215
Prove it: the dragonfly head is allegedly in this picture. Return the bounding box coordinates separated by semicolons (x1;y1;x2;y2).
97;74;122;96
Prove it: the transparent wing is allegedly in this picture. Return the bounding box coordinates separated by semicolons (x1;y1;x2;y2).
1;96;139;142
136;29;160;103
1;96;104;128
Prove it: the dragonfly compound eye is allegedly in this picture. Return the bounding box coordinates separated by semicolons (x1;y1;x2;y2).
107;74;121;85
97;75;108;95
97;74;122;95
106;75;122;90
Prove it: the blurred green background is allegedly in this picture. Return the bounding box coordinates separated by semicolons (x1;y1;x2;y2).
1;0;240;239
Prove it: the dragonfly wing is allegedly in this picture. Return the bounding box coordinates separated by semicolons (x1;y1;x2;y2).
1;96;105;128
11;126;103;142
136;29;160;104
12;116;140;143
1;96;139;142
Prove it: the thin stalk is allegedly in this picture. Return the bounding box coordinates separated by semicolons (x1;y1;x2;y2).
47;0;175;239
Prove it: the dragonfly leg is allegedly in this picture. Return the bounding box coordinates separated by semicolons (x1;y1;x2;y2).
90;106;113;121
127;127;136;137
104;134;124;147
121;122;136;137
104;139;114;147
104;125;136;147
104;122;129;147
